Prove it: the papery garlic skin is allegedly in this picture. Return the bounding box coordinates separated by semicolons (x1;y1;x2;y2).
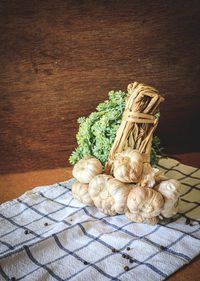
108;178;133;214
126;186;164;219
138;165;161;188
158;179;181;218
89;174;114;215
89;174;133;216
125;211;159;226
72;181;94;206
113;148;143;183
72;156;103;183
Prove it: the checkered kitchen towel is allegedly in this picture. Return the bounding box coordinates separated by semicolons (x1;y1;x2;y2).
0;158;200;281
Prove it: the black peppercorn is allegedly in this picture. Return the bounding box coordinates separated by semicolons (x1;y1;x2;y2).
44;223;49;226
83;261;89;265
129;258;135;263
122;254;126;258
160;245;167;250
10;277;16;281
24;230;29;235
185;218;190;225
124;266;130;271
112;248;116;252
127;247;130;251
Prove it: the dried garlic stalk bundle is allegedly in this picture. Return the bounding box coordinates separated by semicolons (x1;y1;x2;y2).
105;82;164;187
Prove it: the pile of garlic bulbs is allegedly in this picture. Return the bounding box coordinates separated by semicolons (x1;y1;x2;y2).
72;149;181;225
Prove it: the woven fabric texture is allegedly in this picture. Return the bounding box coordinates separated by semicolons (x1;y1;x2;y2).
0;158;200;281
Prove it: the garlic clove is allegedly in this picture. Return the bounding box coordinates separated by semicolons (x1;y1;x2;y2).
138;164;161;188
72;181;94;206
158;179;181;218
89;174;115;215
127;186;164;219
72;156;103;183
125;211;159;226
88;174;133;216
113;148;143;183
107;178;133;214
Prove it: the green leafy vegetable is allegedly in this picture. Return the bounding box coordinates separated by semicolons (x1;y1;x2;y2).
69;90;163;167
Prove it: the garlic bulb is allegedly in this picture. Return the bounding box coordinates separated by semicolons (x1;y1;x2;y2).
126;186;164;219
113;148;143;183
158;179;181;218
125;211;159;226
89;174;133;216
72;156;103;183
138;164;161;188
72;181;94;206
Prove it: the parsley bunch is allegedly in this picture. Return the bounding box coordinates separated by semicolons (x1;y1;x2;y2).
69;90;163;167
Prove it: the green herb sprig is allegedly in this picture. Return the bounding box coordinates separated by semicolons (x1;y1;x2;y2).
69;90;163;167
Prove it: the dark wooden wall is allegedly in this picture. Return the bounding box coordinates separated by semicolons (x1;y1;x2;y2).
0;0;200;174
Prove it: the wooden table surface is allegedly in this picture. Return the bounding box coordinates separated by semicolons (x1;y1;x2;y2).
1;0;200;175
0;152;200;280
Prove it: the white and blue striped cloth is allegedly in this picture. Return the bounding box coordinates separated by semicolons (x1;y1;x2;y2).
0;158;200;281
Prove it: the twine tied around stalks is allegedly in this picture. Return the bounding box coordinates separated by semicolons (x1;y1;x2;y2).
122;110;156;124
105;82;164;174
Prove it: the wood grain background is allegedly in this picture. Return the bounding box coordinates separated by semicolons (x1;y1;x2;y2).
0;0;200;174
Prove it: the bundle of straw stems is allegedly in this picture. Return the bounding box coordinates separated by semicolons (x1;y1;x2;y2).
105;82;164;175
